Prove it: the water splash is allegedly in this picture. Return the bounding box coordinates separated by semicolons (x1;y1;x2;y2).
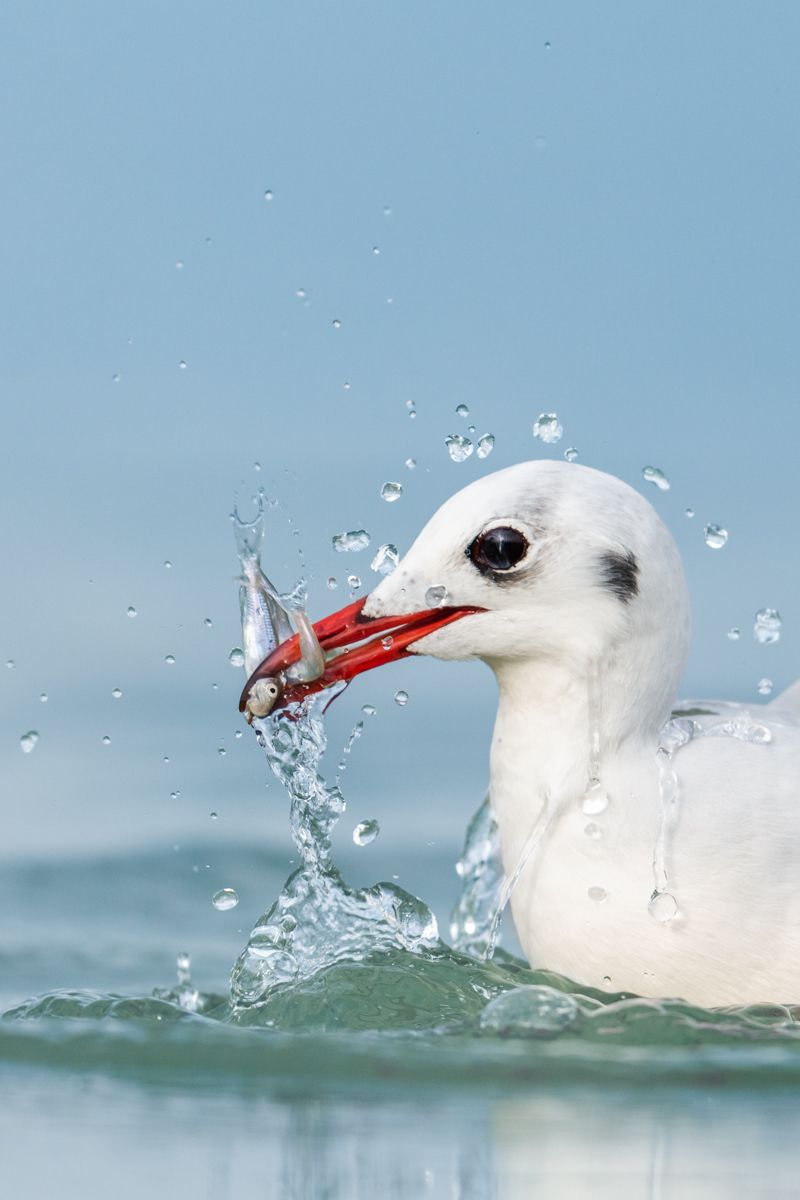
332;529;370;553
449;797;504;957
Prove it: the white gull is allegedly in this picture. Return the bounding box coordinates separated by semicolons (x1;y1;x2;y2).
251;460;800;1007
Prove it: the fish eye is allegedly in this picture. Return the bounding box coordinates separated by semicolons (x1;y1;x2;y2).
468;525;530;573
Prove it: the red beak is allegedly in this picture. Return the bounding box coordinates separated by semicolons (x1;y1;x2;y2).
239;596;483;714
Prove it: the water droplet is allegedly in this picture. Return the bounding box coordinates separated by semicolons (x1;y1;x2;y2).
380;481;402;502
588;886;607;902
405;457;417;470
178;360;187;370
228;648;245;667
371;543;399;575
39;693;48;703
112;373;121;384
685;508;695;518
163;756;170;763
455;403;470;418
204;617;213;628
468;424;476;434
111;687;122;699
394;689;409;707
295;288;306;299
326;576;338;590
642;466;670;491
757;677;774;696
234;729;242;739
584;823;602;839
476;433;494;459
372;246;380;256
479;985;578;1036
532;413;563;444
649;890;678;922
424;585;448;607
727;628;741;641
126;606;137;618
353;819;380;846
102;735;111;746
704;524;728;549
332;529;370;553
445;434;473;462
544;40;552;49
564;447;578;462
381;635;393;649
218;747;227;757
20;731;39;754
170;790;179;800
6;659;14;669
347;574;361;594
581;783;609;815
212;888;239;911
383;205;392;216
210;811;218;820
602;976;613;988
754;608;782;645
164;655;176;666
332;318;341;330
176;952;191;973
362;703;377;716
164;559;172;570
175;260;184;270
263;189;273;201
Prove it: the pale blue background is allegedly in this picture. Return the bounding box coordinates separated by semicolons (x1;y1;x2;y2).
2;0;798;890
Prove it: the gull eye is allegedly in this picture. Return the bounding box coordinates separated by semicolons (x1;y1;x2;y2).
468;526;530;573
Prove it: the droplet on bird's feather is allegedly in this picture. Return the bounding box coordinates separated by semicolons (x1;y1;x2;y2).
757;678;774;696
581;782;609;815
371;544;399;575
20;731;39;754
704;524;728;549
583;823;602;839
648;890;678;922
353;819;380;846
424;585;448;607
642;466;670;491
476;434;494;459
754;608;782;645
394;689;409;706
532;413;562;444
445;434;473;463
332;529;370;553
588;886;607;902
380;481;402;502
228;648;245;668
212;888;239;911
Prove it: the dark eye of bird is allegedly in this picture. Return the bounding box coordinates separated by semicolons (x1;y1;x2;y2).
468;526;529;573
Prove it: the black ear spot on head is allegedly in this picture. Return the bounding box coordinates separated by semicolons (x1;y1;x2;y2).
599;549;639;603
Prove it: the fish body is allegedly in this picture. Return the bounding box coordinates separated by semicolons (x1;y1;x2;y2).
238;556;294;678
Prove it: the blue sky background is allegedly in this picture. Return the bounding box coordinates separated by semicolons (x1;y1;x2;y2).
2;0;800;867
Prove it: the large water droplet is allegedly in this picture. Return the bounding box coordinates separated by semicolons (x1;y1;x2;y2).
424;585;448;607
371;543;399;575
532;413;563;444
581;783;609;815
649;890;678;922
126;606;137;618
588;886;607;902
380;481;402;502
642;466;670;491
445;434;473;463
754;608;782;645
476;433;494;459
20;731;39;754
704;524;728;549
228;648;245;668
353;819;380;846
212;888;239;911
332;529;370;553
394;689;409;706
757;677;774;696
455;404;470;419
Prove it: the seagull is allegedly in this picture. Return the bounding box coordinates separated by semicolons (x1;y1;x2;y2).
242;460;800;1008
